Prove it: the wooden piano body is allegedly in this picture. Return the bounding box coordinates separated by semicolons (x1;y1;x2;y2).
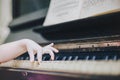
0;0;120;80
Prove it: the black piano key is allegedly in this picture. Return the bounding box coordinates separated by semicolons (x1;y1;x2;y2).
16;57;21;60
86;56;89;60
55;56;59;60
15;49;120;61
20;57;24;60
35;56;37;61
68;56;72;60
92;56;96;60
74;56;79;60
62;56;67;61
42;56;46;61
105;56;109;60
44;57;50;61
26;57;29;60
113;55;117;60
56;56;63;60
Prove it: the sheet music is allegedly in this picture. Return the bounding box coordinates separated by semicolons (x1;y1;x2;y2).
43;0;120;26
43;0;83;26
80;0;120;18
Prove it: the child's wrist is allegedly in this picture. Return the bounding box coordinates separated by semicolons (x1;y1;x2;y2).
19;39;30;48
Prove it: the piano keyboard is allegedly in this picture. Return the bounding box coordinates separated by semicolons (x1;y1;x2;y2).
14;40;120;61
0;40;120;78
0;60;120;77
16;49;120;61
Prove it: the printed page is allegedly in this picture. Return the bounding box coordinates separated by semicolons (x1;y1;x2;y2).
80;0;120;18
43;0;83;26
43;0;120;26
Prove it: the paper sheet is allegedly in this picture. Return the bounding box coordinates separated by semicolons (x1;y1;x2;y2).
43;0;120;26
80;0;120;18
43;0;83;26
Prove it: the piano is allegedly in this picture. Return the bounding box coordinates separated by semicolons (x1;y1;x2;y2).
0;0;120;80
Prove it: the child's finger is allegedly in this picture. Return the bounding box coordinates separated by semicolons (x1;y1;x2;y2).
48;43;54;47
50;47;59;53
48;50;54;60
37;50;42;63
27;48;34;62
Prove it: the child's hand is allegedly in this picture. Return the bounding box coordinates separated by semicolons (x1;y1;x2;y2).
24;39;58;63
40;43;59;62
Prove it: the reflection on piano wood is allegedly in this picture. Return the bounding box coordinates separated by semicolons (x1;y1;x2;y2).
0;39;120;80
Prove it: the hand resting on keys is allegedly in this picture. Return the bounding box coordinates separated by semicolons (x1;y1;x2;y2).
0;39;59;63
26;39;59;63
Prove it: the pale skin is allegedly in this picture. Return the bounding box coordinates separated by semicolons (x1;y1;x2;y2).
0;39;59;63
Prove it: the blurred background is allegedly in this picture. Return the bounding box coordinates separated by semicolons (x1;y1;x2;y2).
0;0;119;44
0;0;12;44
0;0;50;44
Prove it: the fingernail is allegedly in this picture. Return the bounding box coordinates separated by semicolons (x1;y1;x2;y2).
57;50;59;52
56;50;59;53
51;58;54;60
50;43;54;46
30;60;34;62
